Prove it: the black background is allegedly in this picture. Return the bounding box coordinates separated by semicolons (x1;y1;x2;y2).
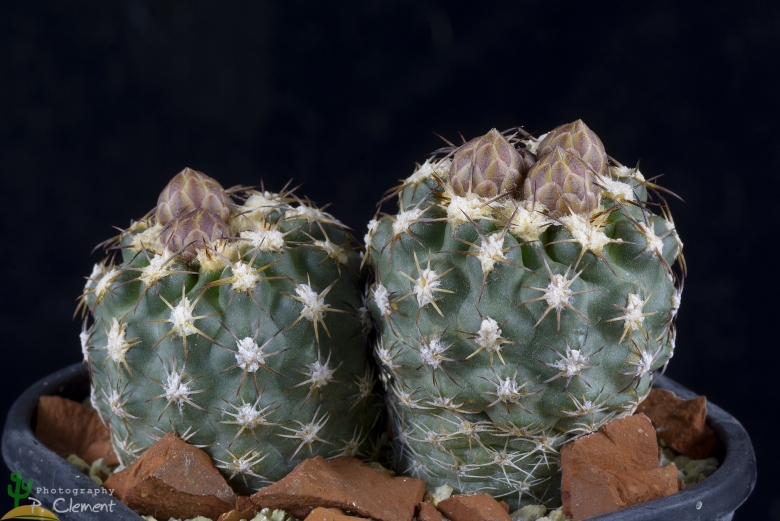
1;0;778;517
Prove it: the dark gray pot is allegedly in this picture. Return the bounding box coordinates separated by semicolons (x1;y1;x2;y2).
2;364;756;521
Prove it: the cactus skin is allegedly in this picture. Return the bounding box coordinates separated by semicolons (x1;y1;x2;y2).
365;125;684;508
79;169;382;492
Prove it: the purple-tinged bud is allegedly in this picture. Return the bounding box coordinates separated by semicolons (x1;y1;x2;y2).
522;147;600;217
536;120;608;176
448;129;527;198
160;208;230;262
157;168;232;226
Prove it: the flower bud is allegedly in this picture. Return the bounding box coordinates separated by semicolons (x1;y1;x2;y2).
160;208;230;262
156;168;232;226
522;147;600;217
449;129;526;198
536;120;608;176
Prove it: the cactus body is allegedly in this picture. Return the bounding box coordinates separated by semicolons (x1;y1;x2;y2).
365;122;684;507
79;169;382;492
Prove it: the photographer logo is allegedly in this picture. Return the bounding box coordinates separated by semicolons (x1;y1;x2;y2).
3;471;57;520
4;471;118;519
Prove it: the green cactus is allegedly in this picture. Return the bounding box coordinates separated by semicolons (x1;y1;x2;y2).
8;471;33;508
79;168;382;492
364;121;684;507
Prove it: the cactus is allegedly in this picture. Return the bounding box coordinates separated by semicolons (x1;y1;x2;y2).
364;121;685;507
78;168;382;492
8;471;33;508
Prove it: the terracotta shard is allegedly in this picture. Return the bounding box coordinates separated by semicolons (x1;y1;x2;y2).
636;388;717;459
218;507;258;521
417;501;443;521
235;495;255;512
436;494;512;521
560;414;679;521
305;507;371;521
103;433;236;520
217;496;257;521
35;395;118;466
251;456;426;521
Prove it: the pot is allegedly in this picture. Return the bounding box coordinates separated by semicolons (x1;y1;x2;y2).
2;363;756;521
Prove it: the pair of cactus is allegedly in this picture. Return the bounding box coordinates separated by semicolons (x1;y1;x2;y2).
79;120;684;507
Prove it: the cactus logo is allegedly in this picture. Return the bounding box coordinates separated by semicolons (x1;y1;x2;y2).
2;472;58;520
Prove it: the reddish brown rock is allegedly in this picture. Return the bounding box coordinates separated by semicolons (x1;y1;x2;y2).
103;433;236;520
498;500;509;513
217;496;256;521
560;414;679;521
251;456;425;521
636;388;717;459
417;501;443;521
437;494;512;521
35;395;119;465
218;507;257;521
235;495;255;512
305;507;370;521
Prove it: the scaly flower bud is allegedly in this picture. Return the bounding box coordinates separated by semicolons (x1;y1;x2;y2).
448;129;526;198
160;208;230;262
522;147;600;217
156;167;232;226
536;120;608;176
